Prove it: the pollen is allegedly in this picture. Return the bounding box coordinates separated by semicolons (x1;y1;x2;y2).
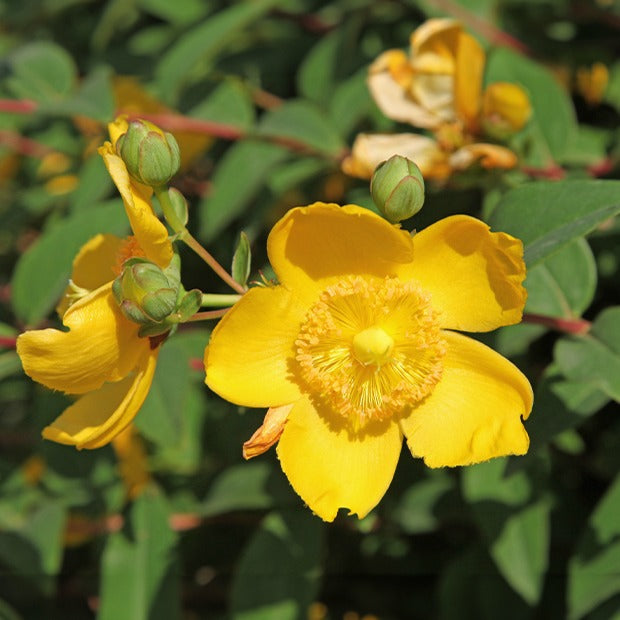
296;275;446;430
114;236;146;276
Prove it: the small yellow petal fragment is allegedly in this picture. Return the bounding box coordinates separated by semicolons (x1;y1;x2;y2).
243;403;294;460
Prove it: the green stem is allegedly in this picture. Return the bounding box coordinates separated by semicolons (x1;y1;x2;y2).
153;185;246;295
201;294;242;308
154;185;185;234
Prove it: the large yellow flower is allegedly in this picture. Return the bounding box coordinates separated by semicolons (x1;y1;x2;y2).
204;203;533;521
17;119;172;449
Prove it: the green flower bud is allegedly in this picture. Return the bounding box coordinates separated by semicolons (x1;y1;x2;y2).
116;119;180;187
112;258;178;325
370;155;425;223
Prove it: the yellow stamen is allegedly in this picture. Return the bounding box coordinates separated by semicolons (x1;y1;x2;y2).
296;275;446;430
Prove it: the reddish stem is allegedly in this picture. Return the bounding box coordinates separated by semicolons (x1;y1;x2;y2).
0;336;17;349
521;164;566;180
588;158;615;178
0;130;55;158
126;111;244;141
0;99;38;114
522;313;591;335
428;0;531;55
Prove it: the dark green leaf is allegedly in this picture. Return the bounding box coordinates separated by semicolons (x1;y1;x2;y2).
554;307;620;403
568;475;620;619
257;100;346;157
190;80;256;131
11;200;129;325
155;0;282;103
6;41;77;103
488;180;620;267
232;231;251;287
99;488;180;620
230;510;323;620
198;140;288;242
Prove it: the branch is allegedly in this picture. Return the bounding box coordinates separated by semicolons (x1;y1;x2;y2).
428;0;531;55
522;313;591;335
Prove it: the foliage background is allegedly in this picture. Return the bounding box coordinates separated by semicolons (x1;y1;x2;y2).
1;0;619;618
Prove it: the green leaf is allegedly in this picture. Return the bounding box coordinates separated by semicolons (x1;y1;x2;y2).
462;459;550;604
393;470;455;534
155;0;282;103
568;475;620;619
190;79;256;131
49;66;115;122
485;47;577;162
0;497;66;588
198;140;288;242
136;332;208;472
329;68;374;136
488;180;620;267
232;231;251;287
554;307;620;403
6;41;77;104
524;237;597;318
297;30;342;105
201;462;292;517
527;364;609;451
0;351;22;380
489;497;551;605
256;100;346;157
99;488;180;620
230;510;324;620
11;200;129;326
137;0;208;25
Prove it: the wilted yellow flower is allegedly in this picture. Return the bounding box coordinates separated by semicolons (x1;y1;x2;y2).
16;119;173;449
575;62;609;106
205;203;532;521
348;19;531;180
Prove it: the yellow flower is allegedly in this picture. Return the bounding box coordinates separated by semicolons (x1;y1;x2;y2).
204;203;533;521
348;19;531;180
16;119;173;449
342;133;517;181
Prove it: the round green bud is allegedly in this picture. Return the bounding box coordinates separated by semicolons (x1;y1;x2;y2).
116;119;180;187
370;155;425;223
112;258;178;325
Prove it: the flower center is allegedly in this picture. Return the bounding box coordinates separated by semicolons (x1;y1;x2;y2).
352;327;394;367
295;275;446;430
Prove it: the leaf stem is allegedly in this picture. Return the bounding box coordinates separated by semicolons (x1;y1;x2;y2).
522;313;591;335
201;293;242;307
186;309;230;322
179;230;247;295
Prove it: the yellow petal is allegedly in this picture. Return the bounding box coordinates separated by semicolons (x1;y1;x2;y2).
449;143;518;170
401;331;532;467
205;286;306;407
399;215;527;331
482;82;532;133
17;283;148;394
71;234;126;290
243;404;293;459
108;116;129;148
98;142;173;267
454;32;485;129
42;347;159;450
111;424;151;498
368;55;443;128
342;133;446;180
277;396;403;521
410;18;462;62
267;202;414;305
